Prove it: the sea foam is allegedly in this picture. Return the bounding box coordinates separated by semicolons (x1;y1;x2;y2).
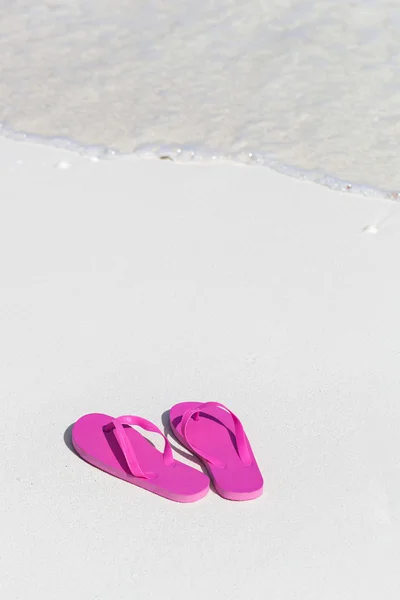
1;0;399;198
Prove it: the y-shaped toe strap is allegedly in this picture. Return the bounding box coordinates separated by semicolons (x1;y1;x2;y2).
103;415;174;479
180;402;252;468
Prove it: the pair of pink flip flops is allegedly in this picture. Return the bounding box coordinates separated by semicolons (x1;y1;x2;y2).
72;401;263;502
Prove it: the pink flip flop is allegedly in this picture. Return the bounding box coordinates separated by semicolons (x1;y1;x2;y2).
169;402;263;501
72;413;209;503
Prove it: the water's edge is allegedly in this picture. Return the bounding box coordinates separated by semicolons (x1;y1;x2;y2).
1;122;396;202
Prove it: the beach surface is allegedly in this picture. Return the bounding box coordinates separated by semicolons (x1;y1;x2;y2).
1;137;400;598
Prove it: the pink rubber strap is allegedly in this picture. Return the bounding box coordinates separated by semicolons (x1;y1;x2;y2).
103;415;174;479
180;402;252;468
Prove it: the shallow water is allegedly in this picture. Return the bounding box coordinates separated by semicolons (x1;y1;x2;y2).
1;0;400;196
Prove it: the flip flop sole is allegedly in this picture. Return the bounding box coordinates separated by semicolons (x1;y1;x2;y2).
73;413;210;503
170;403;263;501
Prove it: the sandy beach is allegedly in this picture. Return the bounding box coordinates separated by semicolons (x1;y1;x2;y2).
1;136;399;598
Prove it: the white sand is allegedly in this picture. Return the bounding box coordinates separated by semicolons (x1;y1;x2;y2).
1;137;400;598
